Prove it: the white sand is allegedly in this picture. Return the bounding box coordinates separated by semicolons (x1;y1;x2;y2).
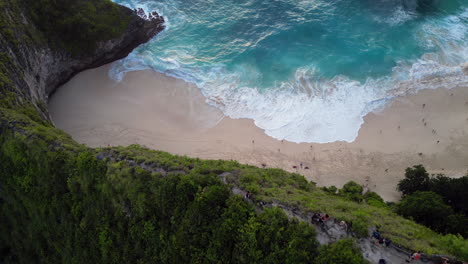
49;64;468;201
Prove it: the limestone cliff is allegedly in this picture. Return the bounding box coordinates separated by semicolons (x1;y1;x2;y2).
0;1;164;121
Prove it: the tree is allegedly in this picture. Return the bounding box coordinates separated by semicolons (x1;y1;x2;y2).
285;221;319;264
446;214;468;238
396;191;453;232
430;175;468;216
397;165;431;196
206;195;254;263
313;239;368;264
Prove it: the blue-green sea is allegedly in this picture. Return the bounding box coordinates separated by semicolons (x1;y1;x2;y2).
111;0;468;143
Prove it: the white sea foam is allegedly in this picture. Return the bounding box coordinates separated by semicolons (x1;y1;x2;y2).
192;60;466;143
109;6;468;143
374;6;417;26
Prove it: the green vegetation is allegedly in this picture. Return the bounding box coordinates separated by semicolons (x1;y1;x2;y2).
314;239;368;264
99;143;468;259
396;165;468;238
0;53;14;91
397;191;454;232
223;164;468;258
25;0;131;53
0;0;22;45
0;132;324;263
1;0;131;54
363;192;386;208
397;165;432;196
339;181;364;202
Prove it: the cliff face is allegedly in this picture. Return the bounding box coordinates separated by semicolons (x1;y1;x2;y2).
0;2;164;121
42;7;165;97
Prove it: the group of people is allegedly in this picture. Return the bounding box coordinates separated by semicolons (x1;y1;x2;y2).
311;213;353;234
292;163;310;170
372;229;392;247
406;248;459;263
311;213;330;226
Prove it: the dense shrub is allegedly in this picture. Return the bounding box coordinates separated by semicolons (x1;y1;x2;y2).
313;239;368;264
0;135;323;263
363;192;386;207
340;181;364;202
397;191;453;232
396;165;468;238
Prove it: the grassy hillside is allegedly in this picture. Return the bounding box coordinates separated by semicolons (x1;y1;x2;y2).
104;144;468;259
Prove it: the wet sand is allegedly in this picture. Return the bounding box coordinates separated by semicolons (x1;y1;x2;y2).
49;64;468;201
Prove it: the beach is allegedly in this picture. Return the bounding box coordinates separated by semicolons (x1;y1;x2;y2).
49;64;468;201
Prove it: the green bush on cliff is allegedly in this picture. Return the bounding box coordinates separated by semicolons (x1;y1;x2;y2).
396;166;468;238
0;133;324;263
339;181;364;202
25;0;131;53
363;192;386;208
397;191;453;232
313;239;368;264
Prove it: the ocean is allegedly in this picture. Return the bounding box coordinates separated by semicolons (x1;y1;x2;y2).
110;0;468;143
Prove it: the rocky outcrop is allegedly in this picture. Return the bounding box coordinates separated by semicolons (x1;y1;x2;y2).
42;8;165;97
0;3;164;121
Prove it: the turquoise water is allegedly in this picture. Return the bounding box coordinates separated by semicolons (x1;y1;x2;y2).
111;0;468;143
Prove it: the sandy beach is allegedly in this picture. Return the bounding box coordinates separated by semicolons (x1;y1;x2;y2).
48;64;468;201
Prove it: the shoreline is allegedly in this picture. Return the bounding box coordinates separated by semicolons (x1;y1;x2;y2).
49;64;468;201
